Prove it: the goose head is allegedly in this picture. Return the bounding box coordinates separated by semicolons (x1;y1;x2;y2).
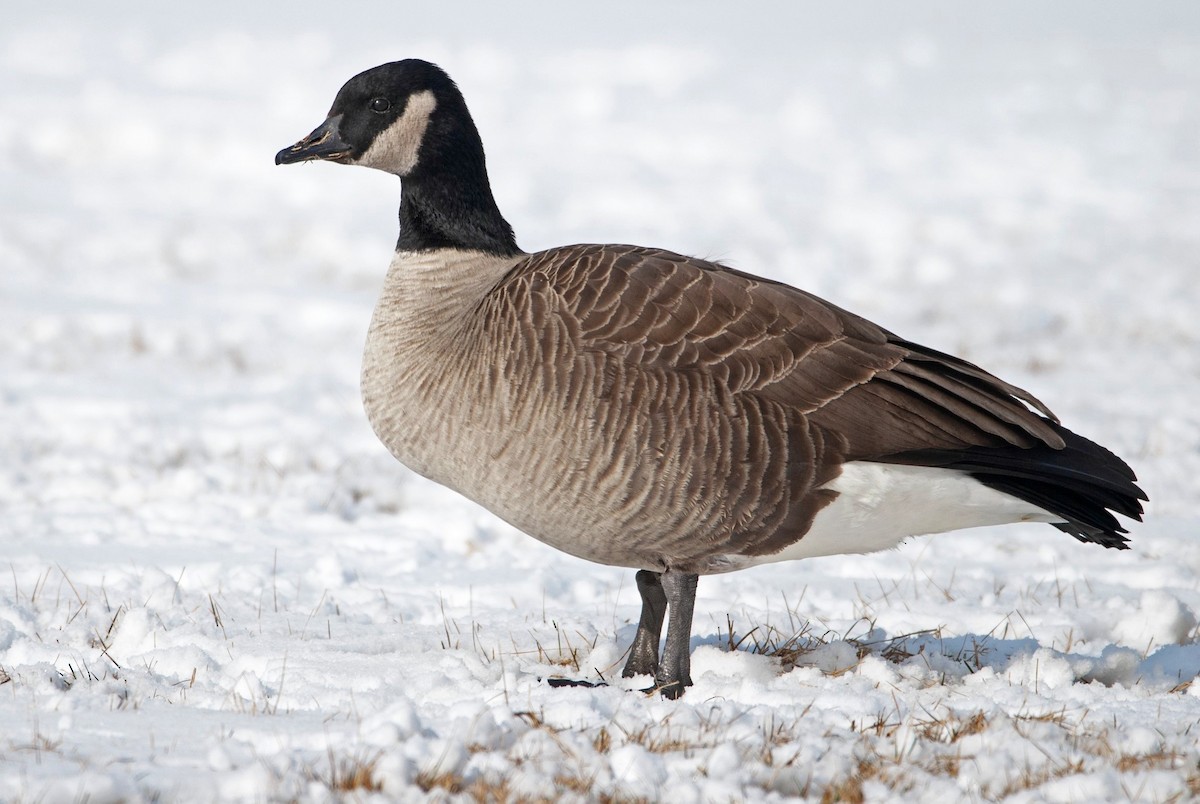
276;59;519;255
276;59;466;178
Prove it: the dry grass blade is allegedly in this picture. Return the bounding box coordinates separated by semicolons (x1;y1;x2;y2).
320;749;383;793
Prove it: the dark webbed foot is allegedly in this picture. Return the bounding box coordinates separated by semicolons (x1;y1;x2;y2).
545;677;607;689
652;571;698;699
622;570;667;678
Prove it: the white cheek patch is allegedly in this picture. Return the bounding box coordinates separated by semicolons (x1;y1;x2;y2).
353;90;438;175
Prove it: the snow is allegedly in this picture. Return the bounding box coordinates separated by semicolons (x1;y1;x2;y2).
3;2;1200;801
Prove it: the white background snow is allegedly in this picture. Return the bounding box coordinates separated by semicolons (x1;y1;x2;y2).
3;2;1199;801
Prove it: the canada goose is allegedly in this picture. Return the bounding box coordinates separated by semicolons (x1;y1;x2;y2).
276;59;1146;698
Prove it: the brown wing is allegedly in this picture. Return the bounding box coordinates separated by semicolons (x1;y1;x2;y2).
476;244;1141;567
477;243;1078;567
504;243;1063;460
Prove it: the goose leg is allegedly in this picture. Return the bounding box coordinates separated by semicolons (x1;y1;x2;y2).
654;570;699;699
622;570;667;678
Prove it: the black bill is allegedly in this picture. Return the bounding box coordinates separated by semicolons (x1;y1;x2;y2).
275;115;351;165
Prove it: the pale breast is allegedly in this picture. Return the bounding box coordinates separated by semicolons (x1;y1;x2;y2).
361;249;522;484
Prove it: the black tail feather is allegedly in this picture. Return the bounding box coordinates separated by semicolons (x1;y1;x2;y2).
881;419;1146;549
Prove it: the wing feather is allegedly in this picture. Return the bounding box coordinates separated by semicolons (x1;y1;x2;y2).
500;244;1059;459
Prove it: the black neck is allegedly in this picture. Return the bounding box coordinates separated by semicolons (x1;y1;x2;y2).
396;177;520;256
394;101;520;257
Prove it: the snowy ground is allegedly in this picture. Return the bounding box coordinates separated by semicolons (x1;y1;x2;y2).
3;3;1200;801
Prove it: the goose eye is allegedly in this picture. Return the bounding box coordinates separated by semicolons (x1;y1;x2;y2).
369;97;391;113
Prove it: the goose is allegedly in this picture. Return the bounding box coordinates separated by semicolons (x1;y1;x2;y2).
276;59;1146;698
